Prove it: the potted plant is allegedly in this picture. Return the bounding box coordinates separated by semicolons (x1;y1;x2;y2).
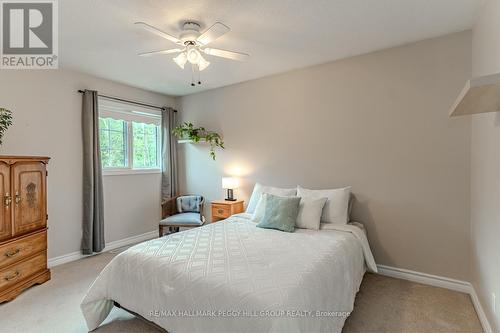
173;122;224;160
0;108;12;145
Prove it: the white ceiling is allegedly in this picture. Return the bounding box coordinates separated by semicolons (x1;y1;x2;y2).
60;0;482;96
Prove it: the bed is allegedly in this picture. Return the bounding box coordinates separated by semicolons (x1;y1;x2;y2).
81;213;377;333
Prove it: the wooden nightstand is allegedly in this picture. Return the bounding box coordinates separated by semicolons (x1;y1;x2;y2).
211;200;244;222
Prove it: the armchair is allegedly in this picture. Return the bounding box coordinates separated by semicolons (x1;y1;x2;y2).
159;195;206;237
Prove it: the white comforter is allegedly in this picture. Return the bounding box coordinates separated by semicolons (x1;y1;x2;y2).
81;214;377;333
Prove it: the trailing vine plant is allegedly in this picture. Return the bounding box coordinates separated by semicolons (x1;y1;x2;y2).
0;108;13;145
173;122;224;160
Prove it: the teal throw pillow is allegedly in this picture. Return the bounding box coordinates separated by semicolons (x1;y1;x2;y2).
256;194;301;232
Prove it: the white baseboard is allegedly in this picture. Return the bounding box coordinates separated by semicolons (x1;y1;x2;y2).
469;285;494;333
377;264;471;293
48;230;157;268
377;264;493;333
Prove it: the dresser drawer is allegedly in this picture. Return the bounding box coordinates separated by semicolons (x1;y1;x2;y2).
212;204;231;218
0;231;47;269
0;251;47;291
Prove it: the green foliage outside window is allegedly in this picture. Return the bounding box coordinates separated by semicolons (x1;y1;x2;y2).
99;117;160;170
132;122;159;168
99;118;127;168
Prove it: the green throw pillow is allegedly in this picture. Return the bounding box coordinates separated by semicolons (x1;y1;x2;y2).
256;194;301;232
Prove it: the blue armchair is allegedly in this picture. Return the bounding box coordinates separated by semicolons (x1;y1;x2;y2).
159;195;206;237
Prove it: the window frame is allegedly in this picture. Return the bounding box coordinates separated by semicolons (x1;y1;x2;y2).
98;98;162;176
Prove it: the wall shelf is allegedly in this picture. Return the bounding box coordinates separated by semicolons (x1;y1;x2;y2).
449;72;500;117
177;139;209;144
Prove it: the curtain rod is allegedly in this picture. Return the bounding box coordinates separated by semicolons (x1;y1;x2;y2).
77;90;176;112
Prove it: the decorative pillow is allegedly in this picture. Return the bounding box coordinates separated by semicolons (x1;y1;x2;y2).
176;195;202;213
295;197;328;230
251;191;296;223
297;186;351;224
246;183;296;214
256;194;301;232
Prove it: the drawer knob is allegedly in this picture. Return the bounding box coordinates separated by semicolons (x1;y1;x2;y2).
217;209;224;214
4;271;20;281
5;248;20;258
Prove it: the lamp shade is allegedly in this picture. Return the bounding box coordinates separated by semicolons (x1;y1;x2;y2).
222;177;239;189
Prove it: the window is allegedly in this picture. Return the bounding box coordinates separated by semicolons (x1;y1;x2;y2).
99;118;127;168
98;98;161;175
132;122;160;169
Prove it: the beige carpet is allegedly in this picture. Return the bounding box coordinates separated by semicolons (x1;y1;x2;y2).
0;252;482;333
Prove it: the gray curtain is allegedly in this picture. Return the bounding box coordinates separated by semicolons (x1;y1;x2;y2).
161;107;178;201
81;90;105;254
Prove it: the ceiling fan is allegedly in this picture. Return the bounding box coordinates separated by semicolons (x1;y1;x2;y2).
135;21;249;86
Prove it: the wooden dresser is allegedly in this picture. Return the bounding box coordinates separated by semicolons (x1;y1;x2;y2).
0;156;50;303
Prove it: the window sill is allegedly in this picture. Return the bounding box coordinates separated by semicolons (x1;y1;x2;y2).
103;168;162;176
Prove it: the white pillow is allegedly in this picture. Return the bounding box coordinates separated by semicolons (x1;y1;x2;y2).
297;186;351;224
246;183;296;213
295;197;328;230
251;193;268;222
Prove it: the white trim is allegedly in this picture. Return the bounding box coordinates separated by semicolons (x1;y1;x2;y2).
99;103;162;172
99;97;162;119
377;264;471;293
377;264;493;333
103;168;161;176
470;286;494;333
48;230;157;268
47;250;83;268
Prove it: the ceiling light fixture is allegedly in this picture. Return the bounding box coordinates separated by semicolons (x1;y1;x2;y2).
172;47;210;86
136;20;249;87
197;55;210;71
172;45;210;72
186;46;200;64
173;52;187;69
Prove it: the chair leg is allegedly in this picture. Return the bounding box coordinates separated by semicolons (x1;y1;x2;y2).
166;226;180;234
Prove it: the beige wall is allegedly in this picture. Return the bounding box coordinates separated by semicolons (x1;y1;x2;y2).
0;69;174;259
471;0;500;330
177;31;472;280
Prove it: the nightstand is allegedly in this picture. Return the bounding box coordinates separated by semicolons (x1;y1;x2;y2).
211;200;244;222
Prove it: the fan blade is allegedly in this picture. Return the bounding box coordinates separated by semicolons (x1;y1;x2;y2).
202;48;249;61
197;22;230;45
135;22;181;45
138;48;183;57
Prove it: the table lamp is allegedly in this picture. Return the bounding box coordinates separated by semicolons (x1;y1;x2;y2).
222;177;239;201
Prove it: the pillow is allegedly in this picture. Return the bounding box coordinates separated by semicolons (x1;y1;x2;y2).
251;194;268;222
297;186;351;224
256;194;301;232
246;183;296;214
176;195;202;213
295;197;328;230
251;191;296;222
348;193;354;222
